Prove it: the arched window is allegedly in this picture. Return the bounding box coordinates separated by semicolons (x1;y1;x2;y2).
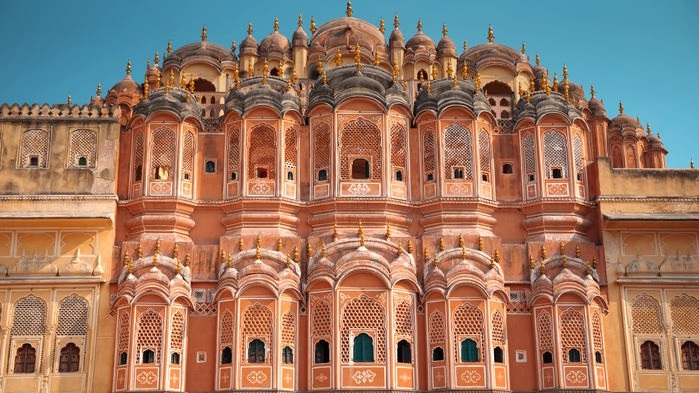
499;98;509;106
351;158;370;179
270;68;279;76
500;110;510;119
395;170;403;181
315;340;330;364
641;341;661;370
353;333;374;363
142;349;155;364
77;157;87;166
417;69;428;82
248;339;265;363
397;340;411;364
489;98;496;106
432;347;444;361
502;163;513;174
494;346;504;363
568;348;581;362
205;161;216;173
119;352;128;365
681;341;699;370
318;169;328;181
14;344;36;373
453;167;464;179
287;171;294;180
210;96;216;104
170;352;180;365
595;351;603;363
221;347;232;364
282;346;294;364
460;338;479;362
59;343;80;372
542;351;553;364
230;172;237;180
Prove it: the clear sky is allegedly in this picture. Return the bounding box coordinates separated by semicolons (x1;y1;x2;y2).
1;0;697;168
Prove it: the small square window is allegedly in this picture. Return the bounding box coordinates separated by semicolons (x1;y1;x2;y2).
205;160;216;173
29;156;39;167
255;167;268;178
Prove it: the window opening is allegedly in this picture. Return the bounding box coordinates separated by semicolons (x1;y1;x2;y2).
552;167;562;179
135;165;143;181
595;351;603;363
460;338;479;362
282;346;294;364
221;347;232;364
255;167;268;179
502;163;513;174
641;340;661;369
353;333;374;362
351;158;370;179
287;171;294;181
205;161;216;173
453;167;464;179
397;340;411;363
77;157;87;166
681;341;699;370
315;340;330;364
432;347;444;361
170;352;180;365
58;343;80;372
542;351;553;364
142;349;155;364
248;339;265;363
494;346;504;363
427;173;434;181
230;172;237;181
568;348;581;362
395;170;403;181
119;352;128;365
29;156;39;167
318;169;328;181
14;344;36;373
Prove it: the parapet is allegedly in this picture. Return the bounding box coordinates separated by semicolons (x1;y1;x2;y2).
0;103;120;120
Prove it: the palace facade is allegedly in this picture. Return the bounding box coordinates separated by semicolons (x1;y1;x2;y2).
1;3;698;393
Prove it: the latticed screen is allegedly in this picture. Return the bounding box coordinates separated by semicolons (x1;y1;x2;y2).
522;133;536;178
284;127;298;173
479;129;491;179
68;129;97;167
631;294;662;334
670;294;699;335
423;129;436;178
311;300;331;339
281;310;296;346
592;311;604;356
241;303;273;362
340;295;386;363
11;296;46;336
227;127;240;177
339;118;381;180
117;312;130;353
170;311;185;351
133;131;144;181
247;124;277;180
313;124;331;180
182;132;194;176
21;129;49;168
491;310;504;344
394;301;414;339
559;308;587;364
56;296;88;336
443;125;473;179
573;134;584;180
151;127;176;179
543;131;568;179
220;310;234;346
452;303;484;361
429;310;445;344
390;122;407;176
136;309;163;364
537;310;553;351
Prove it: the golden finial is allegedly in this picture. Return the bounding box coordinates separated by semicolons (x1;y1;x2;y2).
539;258;545;274
262;59;269;85
255;235;262;259
490;253;496;269
307;242;313;258
592;255;598;269
231;40;236;53
176;255;182;275
417;19;422;32
392;61;399;84
563;64;568;80
188;74;195;92
590;85;595;97
426;79;431;93
585;259;591;275
346;0;353;17
424;247;429;261
180;72;186;88
297;14;303;28
541;244;547;259
431;64;437;80
373;51;380;66
238;237;244;252
333;221;338;241
126;60;132;76
248;61;254;77
562;252;567;268
518;82;524;98
322;71;327;85
184;251;191;267
521;42;526;54
310;17;317;34
418;69;425;84
96;82;102;97
201;26;207;42
529;80;535;92
526;90;531;104
529;254;535;269
475;72;481;93
494;249;500;263
321;242;327;257
285;253;291;268
407;240;413;255
535;53;540;66
293;246;300;263
167;40;172;55
227;252;232;268
173;243;179;259
478;236;484;251
542;75;550;96
122;249;130;266
463;40;468;51
277;238;283;252
168;69;175;87
137;242;143;259
439;237;445;252
155;70;161;89
461;61;468;79
461;245;467;259
379;18;385;34
433;252;438;267
247;22;253;36
402;80;407;91
394;14;399;29
447;61;453;78
358;220;365;246
397;240;403;256
560;242;565;256
385;222;391;240
552;73;559;90
317;55;324;74
291;67;297;83
484;89;488;98
564;79;570;102
274;17;279;32
487;25;494;43
67;94;72;106
575;243;581;258
442;24;448;37
354;45;362;72
152;239;161;267
128;254;134;274
458;235;464;248
691;159;695;169
646;123;652;135
154;51;160;65
221;249;227;264
619;101;624;114
452;72;457;88
164;83;170;95
334;49;342;66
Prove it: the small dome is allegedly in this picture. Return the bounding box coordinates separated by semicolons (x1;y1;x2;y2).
259;31;291;60
240;24;259;56
105;75;142;105
609;113;639;131
437;35;456;57
292;26;308;47
588;97;607;118
389;28;404;48
645;133;665;149
405;31;436;57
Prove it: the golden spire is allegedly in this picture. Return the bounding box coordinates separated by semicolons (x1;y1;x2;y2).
394;14;399;29
255;235;262;259
307;242;313;258
310;17;317;34
189;74;195;92
126;60;132;76
442;24;448;37
426;79;431;93
452;72;458;88
373;51;380;66
155;70;161;89
535;53;540;66
487;25;494;42
646;123;652;135
96;83;101;97
518;82;524;98
154;51;160;65
431;64;437;80
167;40;172;55
418;69;425;84
291;67;297;83
490;253;496;269
619;100;624;114
585;259;591;275
526;90;531;103
333;221;338;241
227;252;233;268
417;19;422;32
461;61;468;79
293;246;300;263
521;42;526;54
322;71;327;85
285;253;292;268
221;249;227;264
541;244;547;259
358;220;365;246
335;49;343;66
529;80;535;92
407;240;413;255
168;69;175;87
397;240;403;256
590;84;595;97
463;40;468;51
248;61;254;77
560;241;566;256
201;26;207;42
180;72;187;88
494;249;500;264
173;243;179;260
392;61;399;84
564;79;570;102
552;72;559;90
321;242;327;257
478;236;484;251
458;234;464;248
354;44;362;72
379;18;385;34
346;0;353;17
184;251;191;267
433;252;439;267
317;55;324;74
529;253;535;269
152;239;161;267
123;249;130;266
439;237;445;252
231;40;236;53
239;237;244;252
592;255;598;269
176;255;182;275
274;17;279;32
298;14;303;28
247;22;253;36
542;74;550;95
385;222;391;240
447;61;453;78
286;78;292;92
461;245;467;259
539;258;545;274
563;64;568;80
262;59;269;85
424;247;430;262
575;243;581;258
475;72;481;93
277;238;283;252
562;252;567;268
128;253;134;274
402;80;407;91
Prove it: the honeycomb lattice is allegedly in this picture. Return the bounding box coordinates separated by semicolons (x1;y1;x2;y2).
394;301;414;339
452;303;484;361
151;127;176;179
56;295;88;336
390;122;407;171
133;131;144;179
311;300;331;339
671;294;699;335
68;129;97;167
631;294;662;335
444;125;473;179
573;134;584;178
136;309;163;364
281;310;296;346
182;131;194;174
592;311;604;351
220;310;234;345
313;124;331;174
537;310;553;351
20;129;48;168
523;133;536;176
559;308;587;364
340;295;386;363
227;127;240;173
240;303;273;361
544;131;568;179
491;309;504;344
339;118;381;180
429;310;445;344
118;311;130;352
247;124;277;180
479;129;491;176
10;296;46;336
284;127;297;170
170;311;184;351
423;129;436;174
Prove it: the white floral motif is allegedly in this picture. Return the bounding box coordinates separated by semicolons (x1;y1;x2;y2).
315;373;328;382
247;370;268;384
460;369;481;384
565;369;587;384
250;182;272;195
348;183;371;195
352;369;376;384
449;183;471;195
136;371;158;385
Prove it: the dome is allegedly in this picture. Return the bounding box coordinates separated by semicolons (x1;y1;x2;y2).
308;16;387;59
165;41;236;65
609;112;639;131
292;26;308;47
588;96;607;118
105;75;142;105
405;27;436;62
259;20;292;61
389;28;404;48
460;42;527;74
240;24;259;56
437;35;456;57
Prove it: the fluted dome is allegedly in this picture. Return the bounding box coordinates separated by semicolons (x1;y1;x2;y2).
240;27;259;56
308;16;387;61
588;96;607;118
165;41;236;64
259;30;292;61
389;27;404;48
405;29;436;62
609;112;640;132
437;35;456;57
105;75;142;105
292;25;308;47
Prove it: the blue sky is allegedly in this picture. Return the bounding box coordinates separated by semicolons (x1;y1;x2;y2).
1;0;697;168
